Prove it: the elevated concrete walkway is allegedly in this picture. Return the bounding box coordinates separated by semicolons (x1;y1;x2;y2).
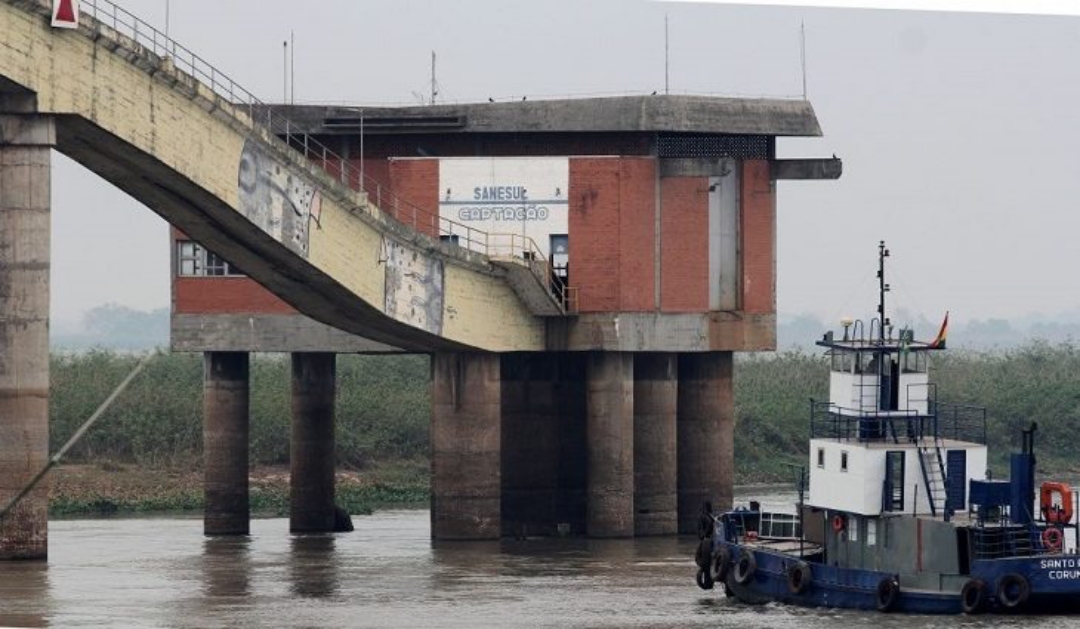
0;0;547;351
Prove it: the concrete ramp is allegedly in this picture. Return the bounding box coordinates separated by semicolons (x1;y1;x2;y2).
0;0;547;351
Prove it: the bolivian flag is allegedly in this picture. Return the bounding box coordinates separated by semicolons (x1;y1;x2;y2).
929;312;949;349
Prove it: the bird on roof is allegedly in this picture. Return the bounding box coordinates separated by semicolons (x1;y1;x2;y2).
651;90;657;95
488;97;495;103
522;95;527;101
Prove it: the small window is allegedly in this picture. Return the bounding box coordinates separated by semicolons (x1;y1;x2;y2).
867;519;877;546
849;516;859;542
204;252;230;276
817;447;825;469
177;241;244;277
440;234;460;245
841;451;849;472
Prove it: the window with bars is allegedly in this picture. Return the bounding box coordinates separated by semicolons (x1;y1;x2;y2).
176;241;243;277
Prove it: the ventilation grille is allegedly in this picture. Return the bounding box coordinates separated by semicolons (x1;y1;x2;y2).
657;134;770;159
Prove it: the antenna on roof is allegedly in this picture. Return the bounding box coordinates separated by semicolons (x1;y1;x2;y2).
800;20;808;100
282;39;288;104
430;51;439;105
877;241;891;343
290;31;295;105
664;14;670;95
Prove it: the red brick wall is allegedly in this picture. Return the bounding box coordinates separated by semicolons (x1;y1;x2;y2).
388;159;440;238
660;177;709;312
617;158;656;311
741;159;775;314
175;277;296;314
569;159;621;312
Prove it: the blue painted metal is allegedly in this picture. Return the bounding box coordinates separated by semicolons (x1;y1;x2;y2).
945;450;966;513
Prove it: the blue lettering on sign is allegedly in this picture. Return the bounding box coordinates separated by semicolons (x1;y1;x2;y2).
473;186;528;201
457;205;550;221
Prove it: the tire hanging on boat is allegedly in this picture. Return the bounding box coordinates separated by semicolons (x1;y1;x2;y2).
996;573;1030;611
786;561;812;595
733;549;757;585
695;567;715;590
694;539;712;569
711;546;732;583
875;577;900;612
960;579;988;615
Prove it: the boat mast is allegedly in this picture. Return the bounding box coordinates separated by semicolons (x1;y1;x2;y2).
877;241;890;343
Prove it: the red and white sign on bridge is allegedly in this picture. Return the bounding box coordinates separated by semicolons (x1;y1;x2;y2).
51;0;79;29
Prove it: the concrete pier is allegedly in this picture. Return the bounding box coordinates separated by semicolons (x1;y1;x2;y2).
633;353;678;536
290;352;337;533
431;353;501;540
203;352;250;536
676;352;735;534
585;352;634;538
0;116;53;560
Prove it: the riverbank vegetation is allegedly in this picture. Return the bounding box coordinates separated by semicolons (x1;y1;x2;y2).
47;344;1080;515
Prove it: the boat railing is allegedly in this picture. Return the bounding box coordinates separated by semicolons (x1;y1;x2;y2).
970;524;1046;560
809;399;987;445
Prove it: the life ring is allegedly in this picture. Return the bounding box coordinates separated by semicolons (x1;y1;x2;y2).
1040;482;1074;525
996;573;1030;610
960;579;987;615
734;549;757;585
875;577;900;612
786;561;812;595
831;514;846;533
1043;527;1064;553
695;566;715;590
711;546;732;583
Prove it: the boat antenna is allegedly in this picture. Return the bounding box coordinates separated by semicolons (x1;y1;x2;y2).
877;240;890;343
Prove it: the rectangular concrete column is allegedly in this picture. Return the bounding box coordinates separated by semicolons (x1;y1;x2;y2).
677;352;734;534
586;352;634;538
431;353;501;539
633;353;677;536
0;116;54;560
203;352;250;536
290;352;336;533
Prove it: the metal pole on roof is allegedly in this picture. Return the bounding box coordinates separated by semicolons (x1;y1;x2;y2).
291;31;295;105
283;40;288;103
664;14;670;95
164;0;170;40
800;20;807;100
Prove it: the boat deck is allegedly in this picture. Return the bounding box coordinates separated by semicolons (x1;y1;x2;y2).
742;537;823;558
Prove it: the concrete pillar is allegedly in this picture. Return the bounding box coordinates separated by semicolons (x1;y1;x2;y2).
290;352;336;533
203;352;250;536
0;116;54;561
633;353;677;536
586;352;634;538
677;352;734;534
431;353;501;540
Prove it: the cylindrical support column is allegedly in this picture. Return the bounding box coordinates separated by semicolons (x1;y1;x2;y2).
290;352;337;533
431;353;501;540
633;353;677;536
0;116;54;561
677;352;734;534
203;352;250;536
586;352;634;538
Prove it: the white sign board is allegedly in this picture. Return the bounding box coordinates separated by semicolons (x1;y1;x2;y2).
439;157;569;258
51;0;79;29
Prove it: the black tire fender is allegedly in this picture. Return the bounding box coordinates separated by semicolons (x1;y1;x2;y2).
786;561;812;595
694;539;712;569
711;546;732;583
960;579;987;615
996;573;1030;611
734;549;757;585
875;576;900;612
696;567;715;590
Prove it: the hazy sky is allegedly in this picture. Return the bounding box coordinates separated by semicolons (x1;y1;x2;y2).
49;0;1080;331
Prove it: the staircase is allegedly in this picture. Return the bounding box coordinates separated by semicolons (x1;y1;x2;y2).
917;444;948;516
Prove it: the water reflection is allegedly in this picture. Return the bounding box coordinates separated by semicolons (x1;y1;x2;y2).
288;533;339;598
201;535;251;599
0;561;49;628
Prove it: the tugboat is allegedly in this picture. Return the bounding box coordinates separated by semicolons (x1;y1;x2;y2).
694;242;1080;614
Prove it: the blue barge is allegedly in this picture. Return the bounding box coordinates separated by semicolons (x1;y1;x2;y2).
694;242;1080;614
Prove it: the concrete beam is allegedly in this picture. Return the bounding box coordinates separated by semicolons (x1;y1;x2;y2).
0;116;53;560
171;313;402;354
773;158;843;180
431;353;501;539
290;353;337;533
203;352;250;536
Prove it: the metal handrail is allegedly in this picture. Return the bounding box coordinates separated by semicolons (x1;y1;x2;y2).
70;0;564;306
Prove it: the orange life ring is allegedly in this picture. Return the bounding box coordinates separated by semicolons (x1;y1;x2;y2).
831;514;845;533
1041;482;1074;525
1042;527;1064;553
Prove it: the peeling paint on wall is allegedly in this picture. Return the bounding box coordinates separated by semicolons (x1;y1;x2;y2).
237;140;322;257
382;238;444;335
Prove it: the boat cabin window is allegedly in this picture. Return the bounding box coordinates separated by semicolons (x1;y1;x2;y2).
854;353;878;375
817;447;825;468
867;520;877;547
901;351;927;374
840;451;849;472
830;351;855;373
849;516;859;542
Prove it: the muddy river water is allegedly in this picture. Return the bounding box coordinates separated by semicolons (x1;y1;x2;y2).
0;489;1076;628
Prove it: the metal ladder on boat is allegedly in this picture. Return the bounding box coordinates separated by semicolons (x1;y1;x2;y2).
917;440;948;516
